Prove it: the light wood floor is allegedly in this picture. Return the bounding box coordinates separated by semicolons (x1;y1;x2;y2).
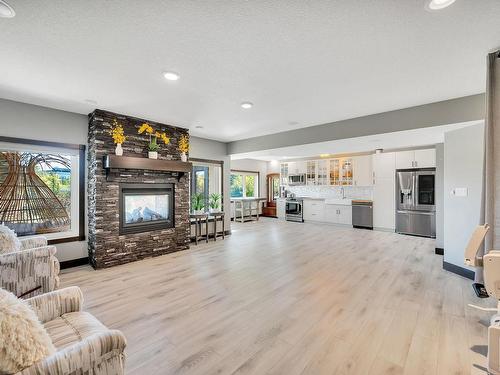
61;218;493;375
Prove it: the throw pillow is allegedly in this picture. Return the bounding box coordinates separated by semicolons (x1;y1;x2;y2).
0;225;21;254
0;288;56;374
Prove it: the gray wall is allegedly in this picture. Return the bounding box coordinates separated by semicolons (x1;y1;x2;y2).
435;143;444;250
228;94;485;154
189;136;231;229
0;98;88;262
444;123;485;269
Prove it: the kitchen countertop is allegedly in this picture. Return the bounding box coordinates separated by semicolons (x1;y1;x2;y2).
278;197;369;206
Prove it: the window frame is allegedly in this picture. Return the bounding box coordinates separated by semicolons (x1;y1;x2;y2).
0;136;86;244
190;158;224;210
230;169;259;199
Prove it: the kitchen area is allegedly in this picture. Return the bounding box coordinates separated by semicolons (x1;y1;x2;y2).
276;148;437;238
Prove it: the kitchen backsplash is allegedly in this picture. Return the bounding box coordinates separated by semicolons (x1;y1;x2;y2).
286;185;373;200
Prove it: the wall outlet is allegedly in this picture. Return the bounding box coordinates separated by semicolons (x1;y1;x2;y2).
452;187;468;197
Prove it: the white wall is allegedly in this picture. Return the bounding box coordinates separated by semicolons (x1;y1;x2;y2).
435;143;444;249
230;158;268;198
444;123;485;269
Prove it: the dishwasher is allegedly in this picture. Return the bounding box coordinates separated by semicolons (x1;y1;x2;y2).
351;200;373;229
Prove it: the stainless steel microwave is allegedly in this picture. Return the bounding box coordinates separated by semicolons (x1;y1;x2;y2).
288;174;305;185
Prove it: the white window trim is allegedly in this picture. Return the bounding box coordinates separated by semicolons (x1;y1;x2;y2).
230;170;259;198
0;141;83;241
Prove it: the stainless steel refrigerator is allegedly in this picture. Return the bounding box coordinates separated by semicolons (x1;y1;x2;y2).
395;169;436;238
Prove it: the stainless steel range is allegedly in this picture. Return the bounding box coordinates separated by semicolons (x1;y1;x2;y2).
285;198;304;222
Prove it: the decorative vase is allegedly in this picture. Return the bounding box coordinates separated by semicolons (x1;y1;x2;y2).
115;143;123;156
209;208;220;214
148;151;158;159
181;152;187;162
194;209;204;215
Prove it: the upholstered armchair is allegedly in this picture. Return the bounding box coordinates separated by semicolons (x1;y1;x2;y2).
0;233;60;298
18;287;127;375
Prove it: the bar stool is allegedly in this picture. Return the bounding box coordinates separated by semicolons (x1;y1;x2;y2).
211;212;225;241
190;213;209;245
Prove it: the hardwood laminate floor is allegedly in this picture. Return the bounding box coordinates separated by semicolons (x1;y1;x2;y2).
61;218;493;374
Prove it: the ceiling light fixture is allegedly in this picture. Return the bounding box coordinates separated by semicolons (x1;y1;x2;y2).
163;71;180;81
319;154;331;158
0;0;15;18
195;125;204;129
241;102;253;109
426;0;456;10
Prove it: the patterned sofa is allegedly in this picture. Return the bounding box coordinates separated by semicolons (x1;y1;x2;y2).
0;235;60;298
17;286;127;375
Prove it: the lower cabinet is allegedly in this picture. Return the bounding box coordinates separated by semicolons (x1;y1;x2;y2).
325;204;352;225
303;200;352;225
303;200;325;222
277;199;286;219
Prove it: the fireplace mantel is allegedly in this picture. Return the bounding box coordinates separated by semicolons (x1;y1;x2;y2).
103;155;192;180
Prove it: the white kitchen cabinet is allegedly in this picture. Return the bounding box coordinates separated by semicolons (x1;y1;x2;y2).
324;204;352;225
287;161;297;174
373;152;395;230
395;150;415;169
395;149;436;169
296;161;307;174
414;149;436;168
306;160;317;185
373;152;395;179
317;160;329;185
277;199;286;219
353;155;372;186
373;178;395;229
303;200;325;222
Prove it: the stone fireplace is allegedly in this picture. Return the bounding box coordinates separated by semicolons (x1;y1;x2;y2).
88;109;190;269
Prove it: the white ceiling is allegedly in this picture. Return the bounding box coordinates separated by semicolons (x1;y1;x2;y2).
0;1;498;142
231;121;480;161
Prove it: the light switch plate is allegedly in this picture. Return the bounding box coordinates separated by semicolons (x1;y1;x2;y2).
452;187;468;197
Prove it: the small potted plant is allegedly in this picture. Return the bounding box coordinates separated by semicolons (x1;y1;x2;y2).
110;119;126;156
138;122;170;159
178;134;189;162
191;193;205;214
209;193;221;213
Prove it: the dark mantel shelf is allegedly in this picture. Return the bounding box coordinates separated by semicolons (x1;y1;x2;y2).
103;155;192;178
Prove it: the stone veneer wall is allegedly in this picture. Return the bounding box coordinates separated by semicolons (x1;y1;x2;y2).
88;109;190;269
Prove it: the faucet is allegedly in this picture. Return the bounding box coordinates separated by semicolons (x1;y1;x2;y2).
341;187;345;199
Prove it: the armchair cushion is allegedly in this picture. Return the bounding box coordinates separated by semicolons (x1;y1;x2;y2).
0;288;55;374
0;225;21;254
26;287;83;324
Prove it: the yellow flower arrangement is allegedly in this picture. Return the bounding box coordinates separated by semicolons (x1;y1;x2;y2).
137;123;170;152
110;119;126;144
138;122;154;135
178;134;189;154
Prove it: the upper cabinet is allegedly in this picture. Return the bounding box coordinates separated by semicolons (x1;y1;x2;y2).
352;155;372;186
373;152;396;179
413;149;436;168
395;149;435;169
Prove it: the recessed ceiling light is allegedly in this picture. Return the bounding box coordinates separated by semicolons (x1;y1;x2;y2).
0;0;15;18
241;102;253;109
426;0;456;10
85;99;98;105
163;71;180;81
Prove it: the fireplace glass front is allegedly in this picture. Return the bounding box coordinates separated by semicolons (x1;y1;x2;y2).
119;183;174;234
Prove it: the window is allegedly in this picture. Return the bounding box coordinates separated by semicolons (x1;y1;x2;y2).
0;138;85;241
230;171;259;198
191;160;223;212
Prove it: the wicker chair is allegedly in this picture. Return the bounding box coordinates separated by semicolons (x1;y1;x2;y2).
0;234;60;298
17;287;127;375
